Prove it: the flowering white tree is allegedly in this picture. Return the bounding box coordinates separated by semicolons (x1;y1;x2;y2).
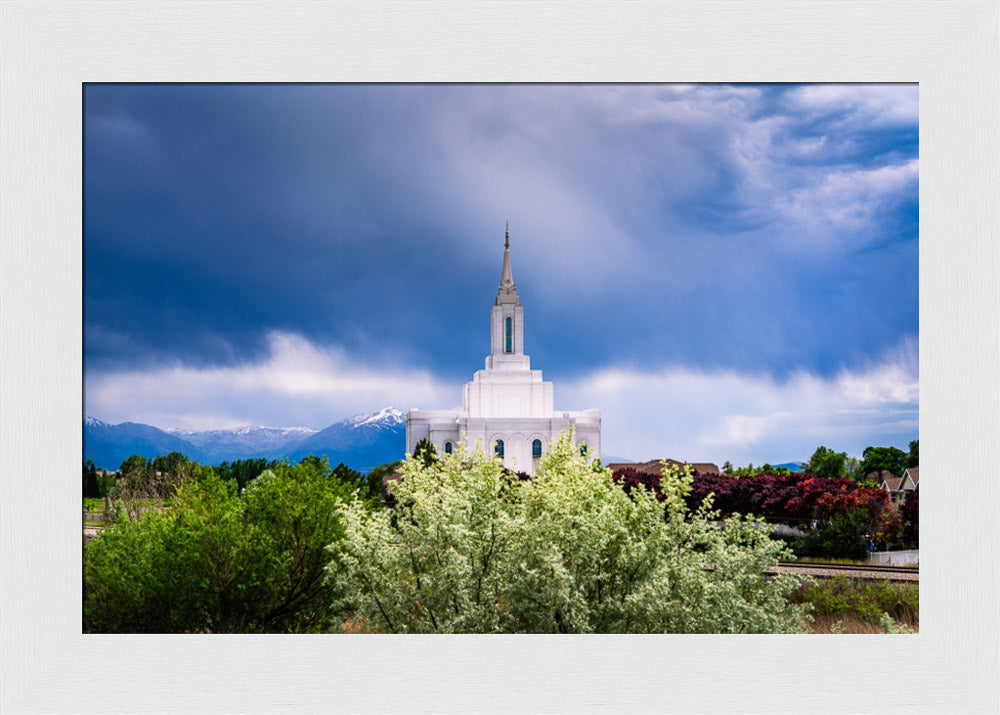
328;433;809;633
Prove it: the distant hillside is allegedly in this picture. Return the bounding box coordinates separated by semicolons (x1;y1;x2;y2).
84;408;406;472
84;417;196;471
167;425;319;464
278;407;406;472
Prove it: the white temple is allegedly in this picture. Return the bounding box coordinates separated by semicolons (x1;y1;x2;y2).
406;224;601;474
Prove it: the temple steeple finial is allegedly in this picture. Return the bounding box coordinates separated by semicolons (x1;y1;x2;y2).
505;221;509;249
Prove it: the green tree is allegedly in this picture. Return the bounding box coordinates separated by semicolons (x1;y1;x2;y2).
412;437;438;468
329;434;809;634
84;456;357;633
844;456;863;482
83;460;100;499
905;439;919;468
331;461;362;484
217;457;277;492
859;446;908;478
112;452;193;519
794;509;872;560
366;460;403;503
807;446;847;480
331;461;383;503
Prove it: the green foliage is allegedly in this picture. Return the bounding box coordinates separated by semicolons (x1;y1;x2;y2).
83;460;100;499
332;461;362;484
215;457;277;492
328;461;383;505
726;462;790;477
84;456;357;633
807;446;847;480
844;456;863;482
880;611;916;634
412;438;438;468
859;445;908;478
113;452;195;519
790;575;918;627
792;509;871;560
365;460;403;501
905;439;919;468
97;469;117;499
329;433;809;634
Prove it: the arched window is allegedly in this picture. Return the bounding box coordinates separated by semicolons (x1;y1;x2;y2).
495;439;504;458
579;443;588;456
505;317;513;353
532;439;542;458
444;442;453;455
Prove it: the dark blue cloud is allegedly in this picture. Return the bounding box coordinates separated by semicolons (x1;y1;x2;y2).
84;83;918;392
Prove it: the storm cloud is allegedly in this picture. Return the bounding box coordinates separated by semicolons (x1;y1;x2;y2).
84;83;918;463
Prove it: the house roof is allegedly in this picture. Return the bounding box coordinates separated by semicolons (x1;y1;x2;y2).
868;468;896;480
904;466;919;486
882;476;905;491
689;462;722;475
606;459;721;476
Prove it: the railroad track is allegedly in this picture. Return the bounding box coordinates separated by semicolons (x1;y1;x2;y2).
771;561;918;582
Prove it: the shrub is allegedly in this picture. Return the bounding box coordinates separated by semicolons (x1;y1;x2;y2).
789;575;918;628
791;509;872;560
84;456;356;633
329;433;809;633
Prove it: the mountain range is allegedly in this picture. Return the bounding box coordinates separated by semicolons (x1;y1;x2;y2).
84;410;798;475
84;408;407;473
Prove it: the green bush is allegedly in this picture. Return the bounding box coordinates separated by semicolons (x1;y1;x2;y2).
790;575;918;626
84;457;358;633
329;433;810;633
792;509;870;560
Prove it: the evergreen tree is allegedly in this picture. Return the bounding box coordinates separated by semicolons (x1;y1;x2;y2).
412;437;438;468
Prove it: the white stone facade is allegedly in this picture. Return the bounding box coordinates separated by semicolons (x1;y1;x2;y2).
406;226;601;474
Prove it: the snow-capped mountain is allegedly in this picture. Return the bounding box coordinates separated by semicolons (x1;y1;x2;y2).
345;406;405;428
166;425;319;463
169;425;319;442
84;408;406;473
279;407;405;471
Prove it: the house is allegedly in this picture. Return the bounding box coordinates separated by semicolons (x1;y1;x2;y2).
876;466;918;507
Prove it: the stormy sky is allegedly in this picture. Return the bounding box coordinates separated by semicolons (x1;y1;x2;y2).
84;83;918;465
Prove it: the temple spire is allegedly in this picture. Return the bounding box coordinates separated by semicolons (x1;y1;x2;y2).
497;222;518;303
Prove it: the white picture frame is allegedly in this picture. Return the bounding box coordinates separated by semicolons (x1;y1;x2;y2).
2;1;997;712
